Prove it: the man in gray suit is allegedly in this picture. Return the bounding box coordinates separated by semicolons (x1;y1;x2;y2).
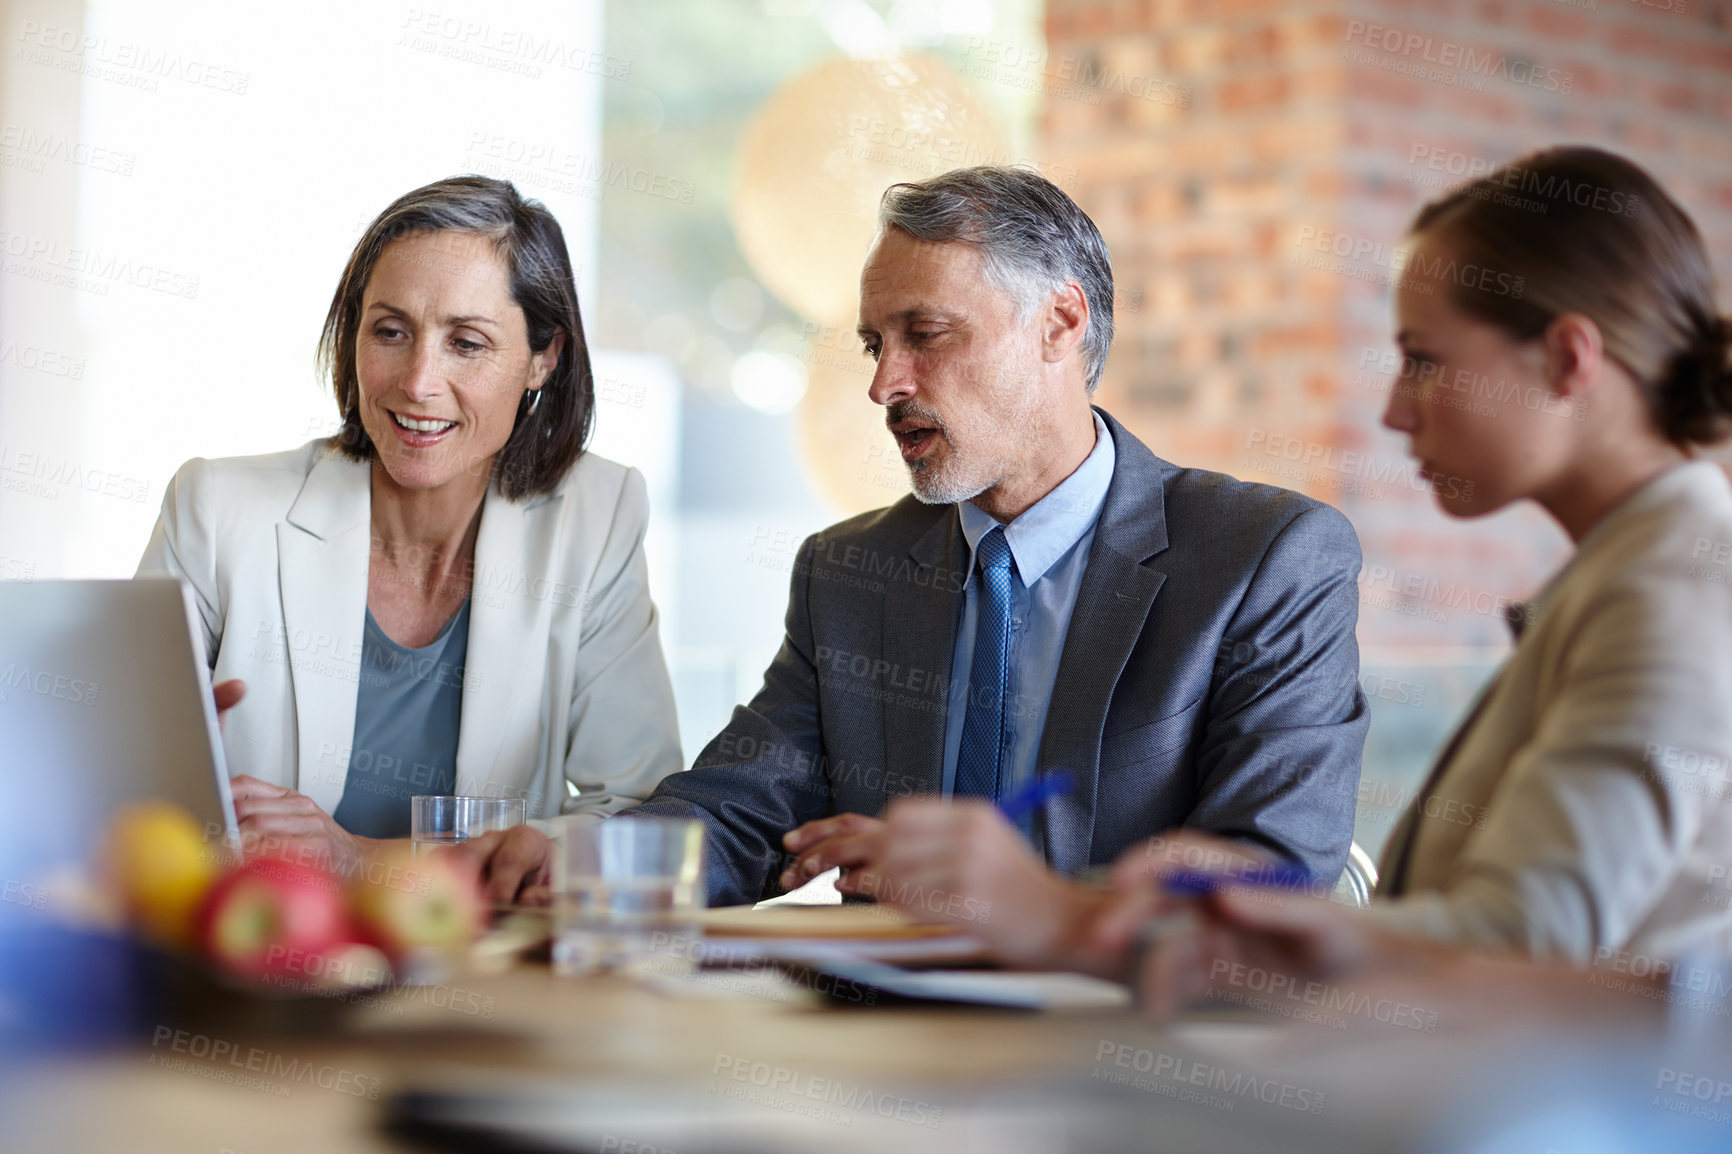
632;166;1368;907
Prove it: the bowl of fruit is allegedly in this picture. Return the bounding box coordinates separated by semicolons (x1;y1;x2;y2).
103;802;485;1035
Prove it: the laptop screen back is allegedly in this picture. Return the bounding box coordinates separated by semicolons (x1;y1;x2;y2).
0;578;237;875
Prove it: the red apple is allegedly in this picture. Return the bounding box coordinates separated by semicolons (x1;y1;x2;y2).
196;858;351;984
347;845;482;959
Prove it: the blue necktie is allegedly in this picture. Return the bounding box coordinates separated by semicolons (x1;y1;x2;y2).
955;527;1014;800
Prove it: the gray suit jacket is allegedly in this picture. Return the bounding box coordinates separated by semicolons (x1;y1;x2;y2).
635;410;1368;905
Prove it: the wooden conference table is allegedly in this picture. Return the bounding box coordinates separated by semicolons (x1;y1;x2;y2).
0;907;1663;1154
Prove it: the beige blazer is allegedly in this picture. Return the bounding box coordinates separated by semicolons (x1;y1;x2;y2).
135;439;684;836
1371;461;1732;964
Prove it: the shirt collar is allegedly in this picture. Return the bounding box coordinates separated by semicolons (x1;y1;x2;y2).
958;410;1116;585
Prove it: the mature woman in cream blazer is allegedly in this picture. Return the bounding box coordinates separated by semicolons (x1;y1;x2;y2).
858;146;1732;976
137;177;681;899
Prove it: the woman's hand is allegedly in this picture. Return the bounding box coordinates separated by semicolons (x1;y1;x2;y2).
228;774;373;877
1132;885;1425;1021
213;679;245;723
1087;829;1277;958
447;825;556;906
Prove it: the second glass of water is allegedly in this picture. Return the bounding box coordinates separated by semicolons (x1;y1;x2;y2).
410;795;526;856
553;818;705;979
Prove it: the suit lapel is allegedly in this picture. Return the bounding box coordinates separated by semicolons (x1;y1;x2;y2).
278;448;372;816
879;507;964;799
1039;409;1172;874
454;486;560;796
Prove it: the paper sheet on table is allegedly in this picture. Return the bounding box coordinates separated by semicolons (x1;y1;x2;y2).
782;953;1132;1010
697;933;989;966
877;970;1131;1010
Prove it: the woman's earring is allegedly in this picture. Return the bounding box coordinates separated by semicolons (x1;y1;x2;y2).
526;387;544;416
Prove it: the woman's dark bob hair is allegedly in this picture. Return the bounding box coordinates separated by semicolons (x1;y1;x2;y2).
318;175;593;500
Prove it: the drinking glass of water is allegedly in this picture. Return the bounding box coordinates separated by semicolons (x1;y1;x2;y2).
552;818;705;979
410;795;526;857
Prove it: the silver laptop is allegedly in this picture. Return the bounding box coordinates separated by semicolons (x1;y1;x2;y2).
0;578;239;874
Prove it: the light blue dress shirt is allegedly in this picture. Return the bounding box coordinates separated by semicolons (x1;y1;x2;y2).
940;411;1116;832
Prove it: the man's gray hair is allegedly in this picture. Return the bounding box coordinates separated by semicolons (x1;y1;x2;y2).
876;166;1115;391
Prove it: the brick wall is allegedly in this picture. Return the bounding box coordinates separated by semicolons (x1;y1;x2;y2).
1043;0;1732;653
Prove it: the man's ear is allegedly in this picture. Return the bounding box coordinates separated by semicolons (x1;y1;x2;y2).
1541;313;1604;402
1042;282;1090;367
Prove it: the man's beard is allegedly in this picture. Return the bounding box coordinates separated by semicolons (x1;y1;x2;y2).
909;446;990;505
887;400;993;505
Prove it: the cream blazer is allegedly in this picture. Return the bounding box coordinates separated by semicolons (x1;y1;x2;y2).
135;439;684;836
1372;461;1732;964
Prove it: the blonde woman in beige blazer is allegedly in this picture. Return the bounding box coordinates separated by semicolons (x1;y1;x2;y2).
1369;458;1732;962
137;177;682;901
1104;147;1732;989
1356;148;1732;965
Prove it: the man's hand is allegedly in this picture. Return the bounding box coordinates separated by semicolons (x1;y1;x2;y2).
868;798;1115;969
447;825;556;906
229;774;371;876
780;813;886;896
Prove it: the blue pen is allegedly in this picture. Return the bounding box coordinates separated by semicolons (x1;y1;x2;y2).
995;768;1075;823
1127;865;1319;1005
1160;864;1313;897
